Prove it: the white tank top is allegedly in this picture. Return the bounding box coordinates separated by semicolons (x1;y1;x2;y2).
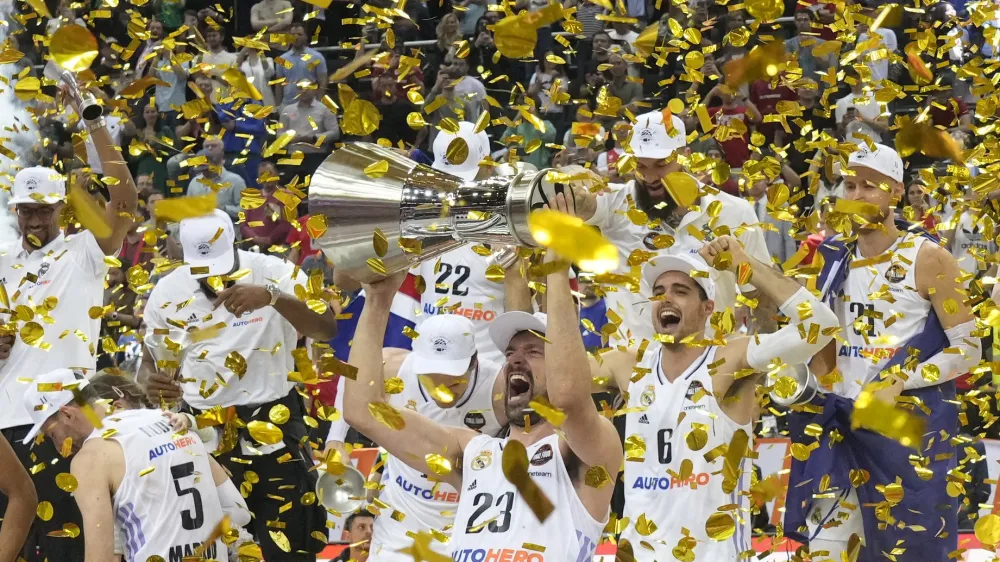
450;433;606;562
621;347;753;562
370;353;503;560
415;246;505;365
951;211;995;283
86;408;227;562
834;233;932;399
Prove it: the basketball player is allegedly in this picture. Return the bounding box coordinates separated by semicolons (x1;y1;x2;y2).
569;109;773;343
344;239;622;560
333;314;508;560
22;369;252;562
783;144;979;561
588;229;838;560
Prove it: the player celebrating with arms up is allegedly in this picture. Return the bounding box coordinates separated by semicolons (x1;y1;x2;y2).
343;215;622;561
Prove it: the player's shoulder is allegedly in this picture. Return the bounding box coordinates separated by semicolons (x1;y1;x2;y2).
146;267;190;303
915;236;957;269
72;435;121;472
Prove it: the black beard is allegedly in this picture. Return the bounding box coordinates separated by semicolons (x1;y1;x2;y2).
635;181;682;227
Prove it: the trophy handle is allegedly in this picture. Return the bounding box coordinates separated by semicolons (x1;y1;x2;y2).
60;71;103;121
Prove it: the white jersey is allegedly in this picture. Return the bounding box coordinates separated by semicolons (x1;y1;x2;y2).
415;246;506;364
450;434;606;562
370;353;503;560
622;346;753;561
834;233;932;399
950;211;996;284
586;180;770;344
86;409;226;562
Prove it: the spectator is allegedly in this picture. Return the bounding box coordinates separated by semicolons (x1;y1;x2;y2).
250;0;294;33
456;0;487;36
785;9;836;78
240;161;292;255
606;18;639;54
690;138;738;196
743;151;802;266
574;32;613;94
215;98;267;188
855;4;898;83
782;79;835;175
237;46;277;109
187;137;245;220
136;174;156;199
99;256;141;369
704;84;761;170
275;22;328;107
157;0;186;30
902;179;938;230
418;50;484;147
424;14;461;87
334;512;375;562
134;18;167;79
286;214;320;265
749;78;797;145
501;94;556;170
716;11;751;67
123;103;176;196
279;82;340;175
194;24;238;83
443;47;486;104
528;53;569;138
152;44;190;127
566;0;606;37
577;276;608;351
45;2;86;35
118;209;155;272
927;74;972;133
606;53;643;109
835;68;889;142
597;119;629;182
370;45;424;146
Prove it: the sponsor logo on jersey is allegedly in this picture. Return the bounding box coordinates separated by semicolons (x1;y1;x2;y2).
472;450;492;470
639;385;655;407
528;471;552;478
232;316;264;328
452;548;545;562
838;345;902;360
530;444;553;466
638;414;649;425
631;472;712;491
884;263;906;284
464;412;487;430
423;303;497;322
169;540;217;562
393;474;459;502
148;435;198;460
685;380;703;401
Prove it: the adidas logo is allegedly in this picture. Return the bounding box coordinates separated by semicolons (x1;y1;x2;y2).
468;480;477;491
187;313;198;323
639;414;649;425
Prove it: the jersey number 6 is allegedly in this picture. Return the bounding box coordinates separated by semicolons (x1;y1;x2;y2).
171;462;205;531
657;429;673;464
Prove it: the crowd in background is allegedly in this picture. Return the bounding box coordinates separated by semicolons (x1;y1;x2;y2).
3;0;1000;550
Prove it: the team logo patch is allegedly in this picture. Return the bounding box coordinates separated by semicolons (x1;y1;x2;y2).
685;380;704;401
639;128;655;145
24;178;37;191
884;263;906;284
472;450;492;470
432;337;450;354
642;232;660;251
464;412;486;430
37;262;49;277
640;385;655;407
196;242;212;256
530;444;553;466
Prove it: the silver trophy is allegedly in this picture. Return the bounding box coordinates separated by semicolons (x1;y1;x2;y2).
309;143;566;283
60;71;103;121
315;463;367;513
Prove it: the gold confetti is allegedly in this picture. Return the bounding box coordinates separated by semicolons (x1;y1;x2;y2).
153;193;217;222
369;402;405;430
55;473;77;492
502;440;554;523
138;466;156;477
851;390;925;449
36;501;53;521
247;421;284;445
528;209;618;273
49;24;98;72
269;404;290;425
364;160;389;178
269;530;292;553
705;512;736;541
425;454;453;476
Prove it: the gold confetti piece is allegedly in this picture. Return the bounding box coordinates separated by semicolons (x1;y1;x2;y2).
373;228;389;258
502;440;554;524
425;454;453;476
225;352;247;378
528;209;618;273
269;530;292;553
120;76;170;100
625;435;646;461
445;138;469;166
24;0;51;18
585;465;611;488
746;0;783;23
527;396;565;426
55;473;77;492
635;513;657;536
49;24;99;72
369;402;405;430
20;322;43;347
705;512;736;541
342;99;381;136
247;421;284;446
686;425;708;451
663;172;699;209
263;130;296;159
364;160;389;179
36;501;53;521
851;390;925;449
384;377;405;395
153;193;217;222
68;183;112;239
14;76;40;101
269;404;290;425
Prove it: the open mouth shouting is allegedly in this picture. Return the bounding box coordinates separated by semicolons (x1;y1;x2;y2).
657;307;682;332
506;369;534;408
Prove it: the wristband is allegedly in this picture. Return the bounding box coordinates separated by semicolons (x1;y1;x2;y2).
86;117;108;133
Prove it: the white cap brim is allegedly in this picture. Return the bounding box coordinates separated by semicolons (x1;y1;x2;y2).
186;250;235;280
22;418;49;445
432;162;479;181
488;311;546;353
410;354;474;377
642;254;715;301
8;195;64;207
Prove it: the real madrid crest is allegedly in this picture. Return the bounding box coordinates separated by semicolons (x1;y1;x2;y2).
472;450;492;470
640;385;655;407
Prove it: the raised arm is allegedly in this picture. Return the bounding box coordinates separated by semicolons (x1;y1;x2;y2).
343;272;478;490
0;435;35;562
71;443;118;562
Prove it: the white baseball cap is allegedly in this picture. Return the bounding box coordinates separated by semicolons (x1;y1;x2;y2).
628;110;687;160
411;315;478;377
22;368;90;445
642;252;716;301
432;121;491;181
179;209;236;279
9;166;66;207
489;311;547;353
847;143;904;184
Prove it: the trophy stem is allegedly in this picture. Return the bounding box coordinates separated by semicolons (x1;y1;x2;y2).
60;71;103;121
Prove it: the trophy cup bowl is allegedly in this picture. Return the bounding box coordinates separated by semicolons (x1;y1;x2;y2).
315;464;367;513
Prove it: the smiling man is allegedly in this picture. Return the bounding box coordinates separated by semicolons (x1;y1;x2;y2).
570;109;772;344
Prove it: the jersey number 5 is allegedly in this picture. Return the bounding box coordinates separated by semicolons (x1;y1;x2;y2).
435;264;471;296
465;492;514;534
171;462;205;531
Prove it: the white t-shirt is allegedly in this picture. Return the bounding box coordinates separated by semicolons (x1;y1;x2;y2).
586;180;770;344
857;28;897;82
834;91;881;124
0;231;110;429
142;250;305;410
